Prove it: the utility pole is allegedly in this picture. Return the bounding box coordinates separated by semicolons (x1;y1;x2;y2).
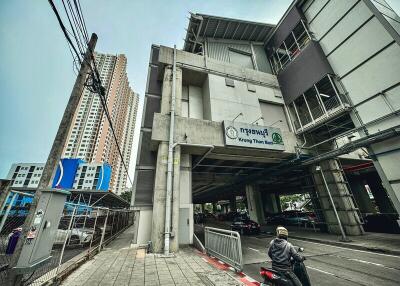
7;33;97;286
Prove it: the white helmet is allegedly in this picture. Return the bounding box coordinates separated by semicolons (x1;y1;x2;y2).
276;226;288;238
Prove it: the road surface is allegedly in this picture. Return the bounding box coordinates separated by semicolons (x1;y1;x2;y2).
195;223;400;285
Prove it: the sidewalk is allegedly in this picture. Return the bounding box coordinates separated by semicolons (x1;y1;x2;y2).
261;225;400;256
61;225;244;286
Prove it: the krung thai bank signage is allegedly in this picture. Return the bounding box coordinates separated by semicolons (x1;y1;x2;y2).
223;120;285;151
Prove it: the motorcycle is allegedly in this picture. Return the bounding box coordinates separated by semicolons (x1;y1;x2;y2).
260;247;311;286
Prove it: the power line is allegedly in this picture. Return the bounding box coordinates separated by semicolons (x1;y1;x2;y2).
48;0;134;189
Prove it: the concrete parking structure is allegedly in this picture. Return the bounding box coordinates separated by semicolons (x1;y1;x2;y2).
132;0;400;255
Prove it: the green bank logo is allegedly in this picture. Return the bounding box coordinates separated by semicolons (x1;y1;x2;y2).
272;132;283;144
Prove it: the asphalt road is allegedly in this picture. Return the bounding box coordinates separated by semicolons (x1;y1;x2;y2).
195;223;400;285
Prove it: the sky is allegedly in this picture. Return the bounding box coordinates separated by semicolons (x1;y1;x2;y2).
0;0;399;182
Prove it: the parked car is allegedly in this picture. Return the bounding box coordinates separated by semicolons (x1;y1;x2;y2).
204;211;217;220
54;228;94;246
230;216;260;235
194;213;206;224
267;211;317;226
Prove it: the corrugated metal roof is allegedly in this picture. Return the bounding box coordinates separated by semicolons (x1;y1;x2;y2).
183;13;275;53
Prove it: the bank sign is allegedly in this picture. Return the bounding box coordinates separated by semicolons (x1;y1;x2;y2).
223;120;285;151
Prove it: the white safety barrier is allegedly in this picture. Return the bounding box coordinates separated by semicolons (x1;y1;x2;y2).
204;227;243;271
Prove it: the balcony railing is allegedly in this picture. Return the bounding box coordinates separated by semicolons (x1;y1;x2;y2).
323;96;340;111
292;96;350;133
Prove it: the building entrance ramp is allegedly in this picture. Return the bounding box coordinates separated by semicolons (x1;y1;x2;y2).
61;225;246;285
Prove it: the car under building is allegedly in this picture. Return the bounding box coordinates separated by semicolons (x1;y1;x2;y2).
132;0;400;253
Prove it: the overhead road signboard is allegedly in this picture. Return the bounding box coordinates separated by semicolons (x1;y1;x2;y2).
223;120;284;151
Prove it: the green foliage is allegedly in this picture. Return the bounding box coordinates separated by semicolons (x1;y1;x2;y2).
119;191;132;202
280;194;304;210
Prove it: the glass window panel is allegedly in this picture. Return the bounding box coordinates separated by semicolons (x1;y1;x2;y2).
315;75;340;110
293;21;310;50
285;33;299;59
304;87;324;119
277;44;289;67
294;96;312;125
228;50;254;69
288;103;300;130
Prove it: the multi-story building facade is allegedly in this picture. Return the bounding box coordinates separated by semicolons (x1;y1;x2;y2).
6;159;111;191
62;53;139;194
133;0;400;252
114;91;139;194
6;163;45;189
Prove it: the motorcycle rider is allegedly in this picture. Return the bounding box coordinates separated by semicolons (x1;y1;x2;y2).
268;226;304;286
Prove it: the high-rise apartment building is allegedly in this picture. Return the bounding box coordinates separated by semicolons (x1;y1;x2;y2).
62;53;138;194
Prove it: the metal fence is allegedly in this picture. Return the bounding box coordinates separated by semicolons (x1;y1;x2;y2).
204;227;243;272
193;233;205;254
0;191;134;286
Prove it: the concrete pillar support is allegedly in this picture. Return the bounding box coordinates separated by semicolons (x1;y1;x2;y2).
230;195;237;212
245;185;265;224
348;175;375;214
366;172;396;214
369;138;400;215
151;142;168;252
151;64;183;253
212;203;218;213
312;160;364;236
263;193;280;215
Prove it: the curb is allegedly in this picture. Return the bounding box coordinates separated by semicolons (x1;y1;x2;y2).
195;250;261;285
290;235;400;256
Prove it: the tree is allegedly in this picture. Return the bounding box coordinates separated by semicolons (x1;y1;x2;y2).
119;191;132;203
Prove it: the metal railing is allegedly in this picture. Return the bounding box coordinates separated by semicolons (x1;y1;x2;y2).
323;96;340;111
204;227;243;272
0;191;135;286
193;233;205;254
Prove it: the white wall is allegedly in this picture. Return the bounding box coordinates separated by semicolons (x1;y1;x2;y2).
136;208;153;244
179;154;193;244
188;86;204;119
206;39;272;73
206;74;285;125
259;102;290;131
303;0;400;214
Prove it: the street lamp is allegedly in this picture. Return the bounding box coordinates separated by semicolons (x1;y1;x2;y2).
232;112;243;122
315;165;349;242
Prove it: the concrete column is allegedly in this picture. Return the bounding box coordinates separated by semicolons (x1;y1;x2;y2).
369;138;400;215
212;203;218;213
151;142;168;252
366;172;396;214
151;65;183;253
229;196;236;212
312;160;364;235
170;66;182;252
348;175;375;214
263;193;280;215
245;185;265;224
275;195;282;213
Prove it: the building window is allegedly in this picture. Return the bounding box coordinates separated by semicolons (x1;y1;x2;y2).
288;74;348;131
270;20;311;74
228;48;254;69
